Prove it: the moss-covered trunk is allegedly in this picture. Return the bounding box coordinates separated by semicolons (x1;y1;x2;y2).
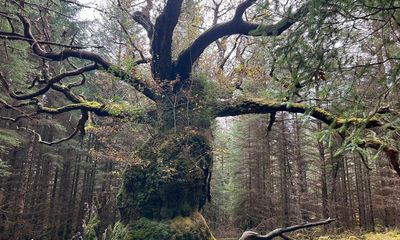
114;129;215;240
112;82;216;239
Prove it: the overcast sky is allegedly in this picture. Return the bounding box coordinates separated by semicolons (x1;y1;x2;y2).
78;0;101;21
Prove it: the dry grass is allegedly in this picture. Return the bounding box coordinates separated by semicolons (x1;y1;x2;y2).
316;229;400;240
219;229;400;240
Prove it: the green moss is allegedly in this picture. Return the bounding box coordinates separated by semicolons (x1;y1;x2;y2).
117;129;212;221
84;101;104;109
115;124;214;238
336;117;364;124
157;73;219;130
313;107;334;119
189;74;219;128
39;101;104;113
109;213;215;240
85;122;96;133
126;218;172;240
104;102;143;118
336;117;381;125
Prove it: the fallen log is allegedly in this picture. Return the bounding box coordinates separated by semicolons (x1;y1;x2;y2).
239;218;335;240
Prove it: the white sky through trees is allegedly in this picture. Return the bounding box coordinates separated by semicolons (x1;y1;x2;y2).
78;0;101;20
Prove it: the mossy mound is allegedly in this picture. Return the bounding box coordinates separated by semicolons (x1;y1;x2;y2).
118;129;212;221
110;212;216;240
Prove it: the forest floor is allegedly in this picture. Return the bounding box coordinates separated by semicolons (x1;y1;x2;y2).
219;229;400;240
316;229;400;240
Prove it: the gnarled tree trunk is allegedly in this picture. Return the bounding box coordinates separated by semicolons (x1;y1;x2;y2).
114;88;215;239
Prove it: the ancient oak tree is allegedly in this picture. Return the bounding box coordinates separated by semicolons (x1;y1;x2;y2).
1;0;399;239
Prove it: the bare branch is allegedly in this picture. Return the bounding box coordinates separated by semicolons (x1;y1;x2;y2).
18;110;88;146
218;35;241;70
0;98;37;122
66;75;86;89
115;18;149;63
51;84;85;103
2;74;147;125
59;0;108;15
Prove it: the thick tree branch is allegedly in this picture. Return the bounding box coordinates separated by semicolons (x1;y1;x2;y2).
216;99;400;175
216;99;395;129
234;0;257;19
121;0;153;39
151;0;183;80
132;11;154;39
2;68;148;134
34;99;148;121
175;1;310;80
13;14;159;101
5;96;144;122
239;218;335;240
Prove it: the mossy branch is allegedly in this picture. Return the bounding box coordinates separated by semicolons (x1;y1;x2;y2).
215;99;397;130
1;96;147;144
37;101;145;119
216;99;400;176
216;99;394;129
